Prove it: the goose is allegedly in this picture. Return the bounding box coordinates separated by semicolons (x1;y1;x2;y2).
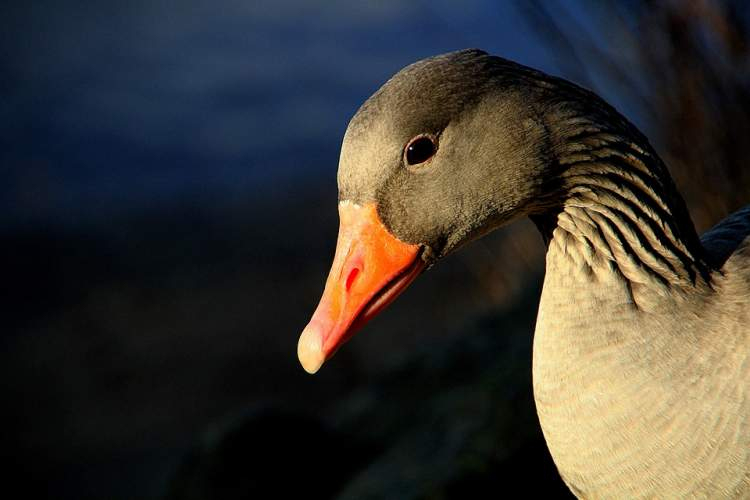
296;49;750;498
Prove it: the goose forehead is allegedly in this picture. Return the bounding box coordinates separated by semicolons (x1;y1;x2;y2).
348;51;505;131
337;121;396;202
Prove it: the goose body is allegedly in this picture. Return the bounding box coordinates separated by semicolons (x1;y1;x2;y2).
297;49;750;497
535;202;750;497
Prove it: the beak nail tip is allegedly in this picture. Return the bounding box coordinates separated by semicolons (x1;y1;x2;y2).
297;325;325;374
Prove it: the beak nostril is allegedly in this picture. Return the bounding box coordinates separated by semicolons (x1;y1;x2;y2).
345;267;360;291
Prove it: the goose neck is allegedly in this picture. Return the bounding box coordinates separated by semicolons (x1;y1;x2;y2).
533;126;713;302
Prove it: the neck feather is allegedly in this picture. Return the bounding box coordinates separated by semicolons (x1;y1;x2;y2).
533;119;713;300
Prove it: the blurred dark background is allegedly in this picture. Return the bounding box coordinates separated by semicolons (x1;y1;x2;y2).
4;1;749;498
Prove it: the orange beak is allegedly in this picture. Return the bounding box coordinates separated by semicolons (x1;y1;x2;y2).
297;201;425;374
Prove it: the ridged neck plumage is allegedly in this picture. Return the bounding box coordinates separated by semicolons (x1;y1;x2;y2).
531;94;714;304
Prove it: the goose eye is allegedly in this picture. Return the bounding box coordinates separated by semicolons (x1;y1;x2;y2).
404;135;437;165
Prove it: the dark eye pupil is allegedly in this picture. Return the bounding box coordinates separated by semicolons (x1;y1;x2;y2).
406;137;436;165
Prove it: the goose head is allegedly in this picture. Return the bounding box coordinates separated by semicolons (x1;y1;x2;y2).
298;49;568;373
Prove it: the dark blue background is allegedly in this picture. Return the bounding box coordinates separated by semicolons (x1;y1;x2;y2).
3;1;565;228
